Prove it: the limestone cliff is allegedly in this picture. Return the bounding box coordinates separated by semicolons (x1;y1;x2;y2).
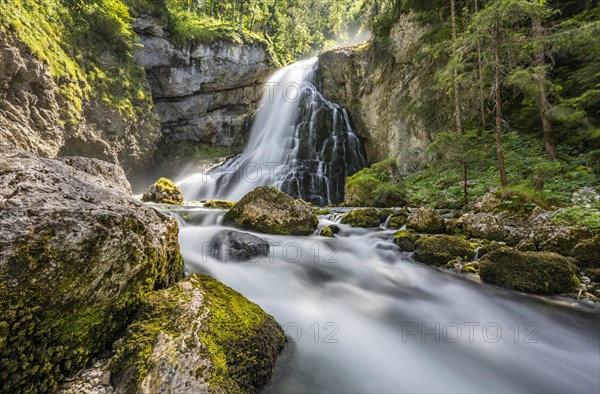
318;14;450;174
133;17;272;166
0;29;160;173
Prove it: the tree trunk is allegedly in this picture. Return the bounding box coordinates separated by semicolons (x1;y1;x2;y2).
450;0;463;134
532;12;557;160
463;161;469;206
473;0;486;130
239;0;243;33
494;18;509;187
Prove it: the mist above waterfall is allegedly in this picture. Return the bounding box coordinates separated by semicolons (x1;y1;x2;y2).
178;58;367;206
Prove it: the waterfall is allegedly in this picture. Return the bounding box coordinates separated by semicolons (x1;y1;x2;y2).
177;58;367;205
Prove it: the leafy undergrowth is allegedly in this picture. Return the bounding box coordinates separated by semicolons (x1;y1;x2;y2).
0;0;154;123
552;207;600;233
345;158;407;207
404;130;599;209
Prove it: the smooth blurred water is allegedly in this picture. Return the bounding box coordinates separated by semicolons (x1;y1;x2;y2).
170;208;600;394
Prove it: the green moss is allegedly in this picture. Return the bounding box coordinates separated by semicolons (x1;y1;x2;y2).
315;208;331;215
204;200;235;210
111;274;285;393
387;210;409;229
0;0;155;125
552;207;600;233
142;177;184;205
224;187;318;235
0;217;183;392
340;208;382;228
320;226;335;237
393;229;422;252
345;158;406;207
461;265;478;274
413;235;476;266
479;248;580;294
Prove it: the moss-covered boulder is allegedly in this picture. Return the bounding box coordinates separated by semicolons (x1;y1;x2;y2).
142;177;184;205
413;235;476;266
479;249;580;294
340;208;382;228
204;199;236;209
344;158;406;207
456;212;529;246
477;240;502;258
407;207;445;234
224;187;318;235
111;274;285;394
386;210;409;229
0;148;184;393
320;226;334;237
571;235;600;268
532;225;592;256
393;229;422;252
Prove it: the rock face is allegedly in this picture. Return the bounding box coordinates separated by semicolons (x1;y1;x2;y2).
0;146;184;392
0;30;160;173
455;212;529;246
413;235;476;266
133;17;272;164
318;14;448;174
110;273;285;394
479;249;579;294
142;177;184;205
224;187;319;235
407;207;445;234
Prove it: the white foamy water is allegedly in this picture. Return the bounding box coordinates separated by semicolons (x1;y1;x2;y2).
168;207;600;394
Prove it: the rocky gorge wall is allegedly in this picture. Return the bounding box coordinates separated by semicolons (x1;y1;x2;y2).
132;17;272;168
0;30;161;173
318;14;449;174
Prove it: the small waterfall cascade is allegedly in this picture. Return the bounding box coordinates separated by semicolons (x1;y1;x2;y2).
177;58;367;205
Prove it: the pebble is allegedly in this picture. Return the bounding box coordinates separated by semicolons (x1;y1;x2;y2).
57;357;114;394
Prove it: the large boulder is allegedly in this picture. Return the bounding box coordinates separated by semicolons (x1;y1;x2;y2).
214;230;270;262
571;235;600;268
479;249;580;295
413;235;476;266
532;225;592;256
0;147;184;392
455;212;529;246
340;208;382;228
110;274;285;394
406;207;445;234
224;187;318;235
393;229;422;252
142;177;184;205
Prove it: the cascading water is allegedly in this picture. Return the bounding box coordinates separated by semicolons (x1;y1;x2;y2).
166;207;600;394
169;59;598;393
177;58;367;206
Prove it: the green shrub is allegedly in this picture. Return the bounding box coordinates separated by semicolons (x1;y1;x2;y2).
552;207;600;233
345;158;405;207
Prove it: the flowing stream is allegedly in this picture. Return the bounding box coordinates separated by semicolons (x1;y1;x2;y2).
168;207;599;393
170;59;599;393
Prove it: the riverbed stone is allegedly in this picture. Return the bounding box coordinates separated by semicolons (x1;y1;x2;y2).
215;230;270;261
110;274;285;394
413;235;476;266
393;229;422;252
340;208;382;228
571;235;600;268
142;177;184;205
406;207;445;234
224;187;318;235
479;249;580;294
